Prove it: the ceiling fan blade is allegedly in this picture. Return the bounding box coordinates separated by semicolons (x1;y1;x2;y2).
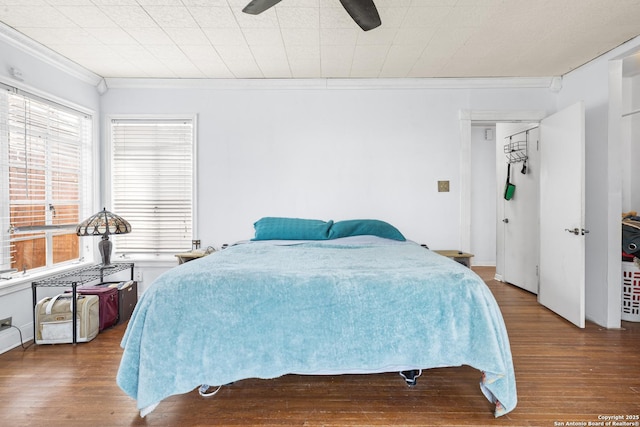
242;0;283;15
339;0;381;31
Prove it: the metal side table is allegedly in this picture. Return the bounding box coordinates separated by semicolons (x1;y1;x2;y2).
32;263;134;344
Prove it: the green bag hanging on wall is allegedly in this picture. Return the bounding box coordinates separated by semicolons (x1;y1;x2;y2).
504;163;516;200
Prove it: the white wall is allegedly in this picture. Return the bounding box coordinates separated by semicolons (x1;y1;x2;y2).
632;109;640;210
0;35;101;353
101;84;554;256
470;125;496;265
622;73;640;211
102;86;459;249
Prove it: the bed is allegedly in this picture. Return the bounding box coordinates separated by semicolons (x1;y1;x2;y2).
117;218;517;417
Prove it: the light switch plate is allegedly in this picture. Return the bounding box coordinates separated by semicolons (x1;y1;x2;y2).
438;180;450;192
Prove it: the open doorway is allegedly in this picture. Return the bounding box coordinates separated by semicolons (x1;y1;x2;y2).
469;124;497;266
461;110;546;268
469;120;540;293
464;104;589;328
459;110;546;262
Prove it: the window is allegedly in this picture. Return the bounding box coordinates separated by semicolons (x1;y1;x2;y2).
0;85;93;275
110;118;194;256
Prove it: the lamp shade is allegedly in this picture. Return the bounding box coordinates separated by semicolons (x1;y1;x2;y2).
76;208;131;266
76;208;131;237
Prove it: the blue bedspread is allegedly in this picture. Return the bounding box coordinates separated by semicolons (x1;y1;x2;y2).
117;238;517;417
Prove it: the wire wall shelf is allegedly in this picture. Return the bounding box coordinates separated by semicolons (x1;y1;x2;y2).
32;262;134;286
504;139;528;164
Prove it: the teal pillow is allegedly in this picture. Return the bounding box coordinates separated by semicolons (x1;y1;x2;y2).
329;219;406;241
252;217;333;241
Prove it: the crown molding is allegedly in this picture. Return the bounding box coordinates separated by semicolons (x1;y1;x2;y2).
327;76;561;90
104;76;562;91
0;22;102;87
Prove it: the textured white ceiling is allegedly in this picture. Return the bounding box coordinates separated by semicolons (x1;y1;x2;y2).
0;0;639;79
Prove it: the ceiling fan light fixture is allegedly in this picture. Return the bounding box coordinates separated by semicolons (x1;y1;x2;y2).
339;0;381;31
242;0;283;15
242;0;381;31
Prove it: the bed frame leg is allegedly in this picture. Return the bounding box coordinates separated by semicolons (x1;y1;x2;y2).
399;369;422;387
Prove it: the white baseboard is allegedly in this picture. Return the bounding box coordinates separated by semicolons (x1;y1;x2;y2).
471;262;497;267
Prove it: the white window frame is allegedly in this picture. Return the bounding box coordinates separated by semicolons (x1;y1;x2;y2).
0;80;97;286
105;114;198;264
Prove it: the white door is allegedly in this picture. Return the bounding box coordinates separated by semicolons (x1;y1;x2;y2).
500;125;540;294
538;102;586;328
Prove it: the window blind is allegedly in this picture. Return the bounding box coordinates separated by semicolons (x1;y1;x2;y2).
110;118;194;255
0;85;92;274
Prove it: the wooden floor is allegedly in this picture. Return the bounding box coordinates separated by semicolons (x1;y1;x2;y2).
1;267;639;427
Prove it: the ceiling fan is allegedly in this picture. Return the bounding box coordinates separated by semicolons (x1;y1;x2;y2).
242;0;381;32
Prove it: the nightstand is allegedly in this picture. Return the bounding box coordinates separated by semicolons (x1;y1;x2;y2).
175;250;212;264
433;250;474;268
